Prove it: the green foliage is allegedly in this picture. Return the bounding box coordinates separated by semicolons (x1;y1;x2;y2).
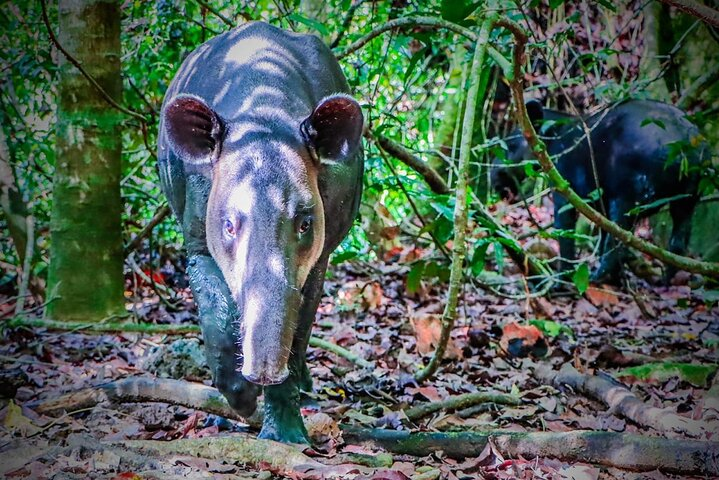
572;263;589;294
529;319;574;338
2;0;718;298
616;362;717;388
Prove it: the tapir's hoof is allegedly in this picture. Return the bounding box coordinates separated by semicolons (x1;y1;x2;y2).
590;271;619;286
258;423;310;444
590;263;622;286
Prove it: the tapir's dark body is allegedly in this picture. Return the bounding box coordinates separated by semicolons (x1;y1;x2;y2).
492;100;706;282
158;23;363;443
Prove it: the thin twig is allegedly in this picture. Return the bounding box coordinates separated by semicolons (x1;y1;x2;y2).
308;336;374;368
124;204;172;254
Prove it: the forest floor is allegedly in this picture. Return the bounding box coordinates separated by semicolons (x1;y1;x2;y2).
1;201;718;480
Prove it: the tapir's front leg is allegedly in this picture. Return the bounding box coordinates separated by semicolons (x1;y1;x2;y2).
259;256;329;443
187;254;262;416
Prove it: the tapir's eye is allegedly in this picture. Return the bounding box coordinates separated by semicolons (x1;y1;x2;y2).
224;218;237;237
298;215;313;235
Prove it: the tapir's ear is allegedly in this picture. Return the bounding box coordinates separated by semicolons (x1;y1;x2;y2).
525;99;544;126
301;94;363;164
163;94;224;167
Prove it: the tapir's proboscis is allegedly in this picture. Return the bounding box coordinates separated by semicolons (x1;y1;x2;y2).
492;99;708;284
158;22;363;443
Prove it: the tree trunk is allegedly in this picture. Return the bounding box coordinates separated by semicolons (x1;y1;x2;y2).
0;128;28;264
47;0;124;321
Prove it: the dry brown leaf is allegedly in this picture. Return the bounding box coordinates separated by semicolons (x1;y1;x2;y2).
585;286;620;307
499;322;548;358
337;280;384;310
409;314;462;360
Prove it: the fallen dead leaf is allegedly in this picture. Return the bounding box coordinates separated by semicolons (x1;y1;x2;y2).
409;314;462;360
585;286;620;307
499;322;548;358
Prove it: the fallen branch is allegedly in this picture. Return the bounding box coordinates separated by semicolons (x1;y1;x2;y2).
342;427;719;475
403;390;521;421
533;363;713;438
500;19;719;279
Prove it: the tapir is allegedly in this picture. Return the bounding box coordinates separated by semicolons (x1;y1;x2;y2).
157;22;364;443
492;99;706;283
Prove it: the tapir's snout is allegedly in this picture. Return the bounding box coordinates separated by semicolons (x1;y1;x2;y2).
233;270;302;387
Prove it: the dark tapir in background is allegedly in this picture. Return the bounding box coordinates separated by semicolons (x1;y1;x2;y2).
492;99;707;283
157;22;364;443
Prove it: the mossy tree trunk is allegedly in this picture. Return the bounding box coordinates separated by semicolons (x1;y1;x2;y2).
47;0;124;321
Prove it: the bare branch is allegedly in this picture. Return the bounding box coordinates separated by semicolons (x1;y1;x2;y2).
658;0;719;28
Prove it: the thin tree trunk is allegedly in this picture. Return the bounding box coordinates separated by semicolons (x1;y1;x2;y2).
47;0;124;321
0;128;28;263
415;16;495;383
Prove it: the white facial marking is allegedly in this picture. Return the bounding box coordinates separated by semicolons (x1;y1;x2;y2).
240;288;263;372
228;179;256;215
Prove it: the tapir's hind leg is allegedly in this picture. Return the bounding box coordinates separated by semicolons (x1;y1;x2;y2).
592;198;632;285
665;196;697;283
188;254;261;416
259;256;329;444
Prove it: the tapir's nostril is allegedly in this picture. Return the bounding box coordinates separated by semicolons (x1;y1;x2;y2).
242;365;289;386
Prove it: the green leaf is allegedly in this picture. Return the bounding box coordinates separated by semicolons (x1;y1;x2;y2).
572;263;590;294
616;363;717;387
548;0;566;8
529;319;574;338
287;13;329;36
701;289;719;308
407;261;425;294
331;250;358;265
596;0;617;11
493;240;505;272
403;47;427;83
470;241;490;277
440;0;483;22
